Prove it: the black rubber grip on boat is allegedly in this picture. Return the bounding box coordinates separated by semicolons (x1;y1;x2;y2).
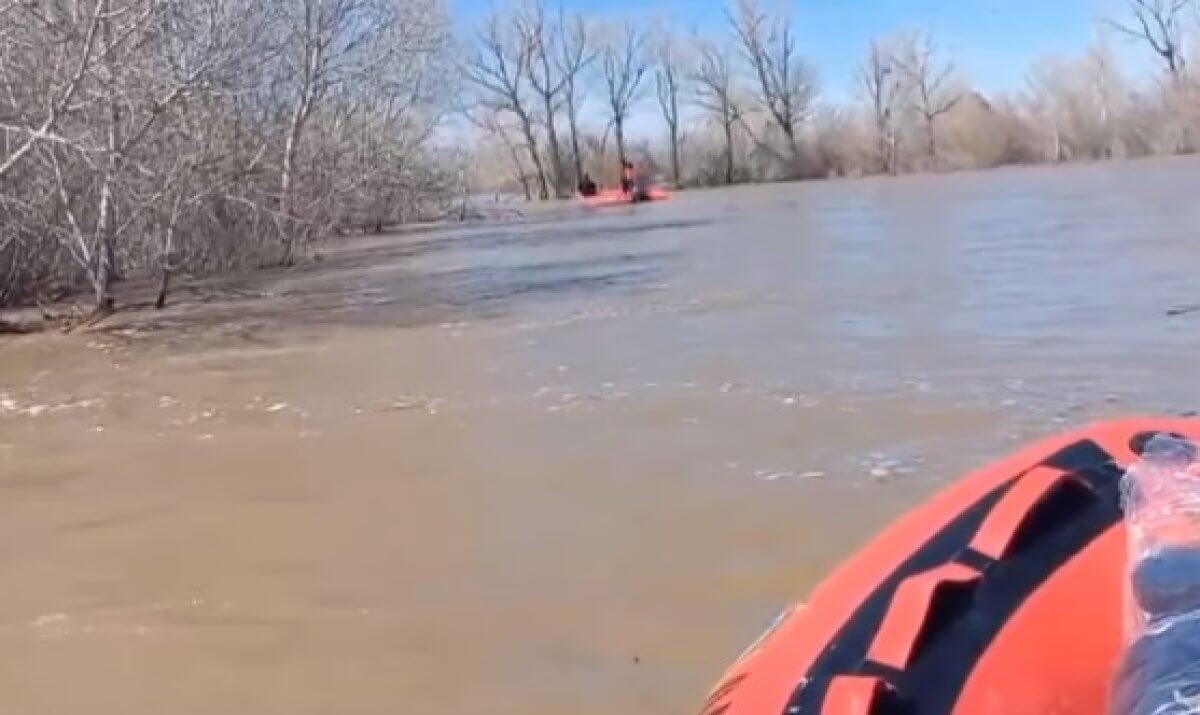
953;547;995;573
786;439;1122;715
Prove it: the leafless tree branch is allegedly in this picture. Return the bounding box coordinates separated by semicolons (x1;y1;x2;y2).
600;21;648;167
1106;0;1192;78
727;0;817;170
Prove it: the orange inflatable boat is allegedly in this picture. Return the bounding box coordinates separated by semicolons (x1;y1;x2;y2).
701;417;1200;715
580;186;671;208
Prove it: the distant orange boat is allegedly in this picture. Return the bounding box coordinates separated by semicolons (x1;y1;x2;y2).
580;186;671;208
700;417;1200;715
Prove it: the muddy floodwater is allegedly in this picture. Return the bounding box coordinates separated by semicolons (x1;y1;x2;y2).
2;158;1200;713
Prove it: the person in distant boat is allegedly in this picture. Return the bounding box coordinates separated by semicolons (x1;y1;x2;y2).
630;163;651;202
620;161;635;195
578;173;598;197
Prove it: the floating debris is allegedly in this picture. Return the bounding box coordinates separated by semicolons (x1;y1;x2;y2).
862;453;923;481
0;396;106;418
30;613;68;628
754;469;803;481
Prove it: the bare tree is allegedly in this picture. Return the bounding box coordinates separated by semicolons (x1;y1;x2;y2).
466;107;535;200
1025;58;1074;162
1024;41;1133;162
859;38;903;174
600;22;649;168
693;38;740;185
897;30;962;165
30;0;262;310
1084;40;1125;157
728;0;817;167
1108;0;1192;79
465;11;549;199
655;30;687;186
134;115;245;310
274;0;441;260
520;0;568;197
554;10;597;189
0;0;104;181
0;0;455;311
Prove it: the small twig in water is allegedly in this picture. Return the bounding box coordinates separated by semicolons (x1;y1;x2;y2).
1166;304;1200;317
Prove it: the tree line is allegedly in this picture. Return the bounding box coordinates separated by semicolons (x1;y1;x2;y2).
463;0;1200;195
2;0;1199;313
0;0;454;312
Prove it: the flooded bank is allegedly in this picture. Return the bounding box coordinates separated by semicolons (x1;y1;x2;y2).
2;157;1200;713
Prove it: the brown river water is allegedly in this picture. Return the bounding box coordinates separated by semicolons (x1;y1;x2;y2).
2;158;1200;714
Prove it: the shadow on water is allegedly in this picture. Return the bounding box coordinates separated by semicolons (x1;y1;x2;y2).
103;245;682;340
308;217;716;271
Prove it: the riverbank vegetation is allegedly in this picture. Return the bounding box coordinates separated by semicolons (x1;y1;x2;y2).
0;0;456;314
466;0;1200;195
2;0;1199;314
